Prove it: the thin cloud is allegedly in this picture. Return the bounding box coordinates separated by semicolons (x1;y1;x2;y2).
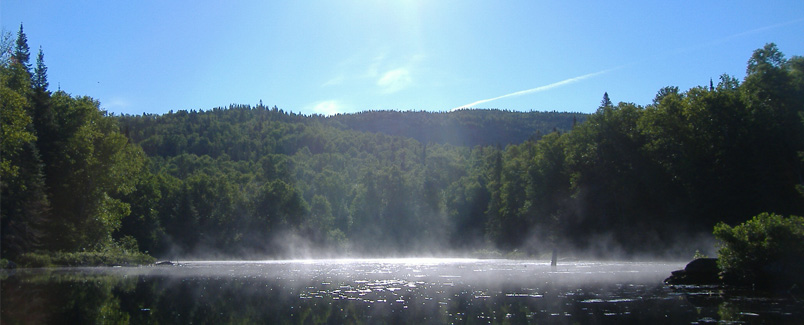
449;17;804;113
663;17;804;59
310;100;343;116
103;97;131;109
451;67;618;111
364;52;387;79
717;17;804;44
377;68;412;94
322;75;345;87
322;52;422;93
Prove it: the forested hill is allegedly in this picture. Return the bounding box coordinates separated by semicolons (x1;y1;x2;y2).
120;107;584;160
110;107;586;257
3;26;803;262
326;109;585;147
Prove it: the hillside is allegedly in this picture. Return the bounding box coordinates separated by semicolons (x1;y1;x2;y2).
325;109;585;147
112;106;581;256
4;39;802;261
120;107;584;161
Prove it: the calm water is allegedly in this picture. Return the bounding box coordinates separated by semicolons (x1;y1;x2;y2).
1;259;802;324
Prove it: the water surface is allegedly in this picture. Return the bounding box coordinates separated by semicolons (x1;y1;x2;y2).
2;259;802;323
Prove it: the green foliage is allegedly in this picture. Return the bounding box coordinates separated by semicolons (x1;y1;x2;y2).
714;213;804;286
18;249;156;267
0;68;35;179
93;44;804;258
535;43;804;255
1;28;152;261
116;104;583;256
3;29;803;262
600;92;612;107
33;46;47;90
39;92;145;251
13;23;30;71
16;252;54;267
17;235;154;267
327;109;583;147
1;38;48;259
0;258;14;269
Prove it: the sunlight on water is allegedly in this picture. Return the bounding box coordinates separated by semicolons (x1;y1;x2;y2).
3;259;803;323
186;257;480;265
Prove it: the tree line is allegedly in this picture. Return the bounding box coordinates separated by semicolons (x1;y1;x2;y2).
2;24;802;261
2;25;145;260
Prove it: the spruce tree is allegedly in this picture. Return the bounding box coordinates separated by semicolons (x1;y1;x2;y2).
31;45;57;176
600;92;612;107
0;26;49;258
33;47;48;91
13;23;30;73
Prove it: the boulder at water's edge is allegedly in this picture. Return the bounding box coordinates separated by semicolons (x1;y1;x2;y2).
665;258;720;285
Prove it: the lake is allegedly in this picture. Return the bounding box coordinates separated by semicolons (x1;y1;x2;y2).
2;259;802;324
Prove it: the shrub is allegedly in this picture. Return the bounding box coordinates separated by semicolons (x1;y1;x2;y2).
17;252;55;267
0;258;16;269
18;250;155;267
714;212;804;287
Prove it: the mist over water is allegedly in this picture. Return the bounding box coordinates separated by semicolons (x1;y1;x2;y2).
153;220;719;262
4;259;802;323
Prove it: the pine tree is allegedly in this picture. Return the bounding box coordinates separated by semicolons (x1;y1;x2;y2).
0;29;49;258
33;46;48;91
600;92;612;107
31;46;57;175
13;23;31;73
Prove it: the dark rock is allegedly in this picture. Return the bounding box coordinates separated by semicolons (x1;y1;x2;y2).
684;258;718;274
665;258;720;285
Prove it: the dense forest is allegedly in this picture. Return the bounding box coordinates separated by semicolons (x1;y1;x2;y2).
2;24;803;261
113;105;584;257
326;109;583;147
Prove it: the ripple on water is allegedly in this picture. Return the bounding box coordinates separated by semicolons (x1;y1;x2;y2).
6;260;802;324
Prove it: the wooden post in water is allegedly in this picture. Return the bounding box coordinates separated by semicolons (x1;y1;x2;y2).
551;248;558;267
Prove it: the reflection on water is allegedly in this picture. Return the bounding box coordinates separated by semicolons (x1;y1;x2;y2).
2;259;802;324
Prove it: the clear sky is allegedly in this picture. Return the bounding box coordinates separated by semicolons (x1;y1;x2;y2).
2;1;803;116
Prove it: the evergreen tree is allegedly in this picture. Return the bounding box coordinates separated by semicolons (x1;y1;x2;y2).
30;47;58;195
13;23;30;73
33;46;48;91
0;30;49;259
600;92;612;107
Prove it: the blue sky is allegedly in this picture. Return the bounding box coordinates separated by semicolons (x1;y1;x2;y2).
3;1;803;116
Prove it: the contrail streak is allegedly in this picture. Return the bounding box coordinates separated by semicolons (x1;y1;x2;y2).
450;17;803;112
450;67;619;111
717;17;804;44
665;17;804;57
